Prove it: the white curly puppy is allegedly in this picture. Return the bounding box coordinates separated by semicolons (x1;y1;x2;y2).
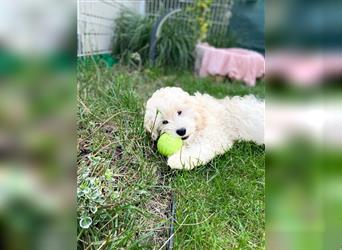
144;87;264;170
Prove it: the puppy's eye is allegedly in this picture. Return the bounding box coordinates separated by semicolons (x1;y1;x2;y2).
177;111;182;115
162;120;168;125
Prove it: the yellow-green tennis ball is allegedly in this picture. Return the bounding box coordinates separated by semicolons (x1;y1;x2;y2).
157;133;183;157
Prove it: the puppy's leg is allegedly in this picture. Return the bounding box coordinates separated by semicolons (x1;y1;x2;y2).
167;144;216;170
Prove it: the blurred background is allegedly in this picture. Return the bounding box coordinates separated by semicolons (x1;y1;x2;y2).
0;0;75;249
266;0;342;249
1;0;341;249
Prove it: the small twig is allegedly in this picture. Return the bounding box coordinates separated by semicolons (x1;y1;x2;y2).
78;97;90;113
99;214;119;231
97;240;107;250
158;215;189;250
87;111;132;138
150;109;160;140
78;238;88;245
97;230;112;250
78;97;100;120
84;238;95;250
167;193;176;250
176;213;215;226
92;140;123;158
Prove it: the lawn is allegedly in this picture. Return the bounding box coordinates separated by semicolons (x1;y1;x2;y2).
77;61;265;249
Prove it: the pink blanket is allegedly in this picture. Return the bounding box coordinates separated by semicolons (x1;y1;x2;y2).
197;43;265;86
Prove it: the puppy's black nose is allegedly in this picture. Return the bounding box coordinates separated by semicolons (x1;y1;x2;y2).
176;128;186;136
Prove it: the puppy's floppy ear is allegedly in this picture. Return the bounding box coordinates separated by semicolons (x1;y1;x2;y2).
194;105;206;132
144;101;159;140
185;97;206;132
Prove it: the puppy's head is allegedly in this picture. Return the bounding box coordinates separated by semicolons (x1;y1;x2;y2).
144;87;205;143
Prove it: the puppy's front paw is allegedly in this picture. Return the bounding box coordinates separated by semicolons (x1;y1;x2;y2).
167;153;197;170
167;154;185;170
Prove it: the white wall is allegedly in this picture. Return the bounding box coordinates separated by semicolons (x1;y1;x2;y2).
77;0;145;56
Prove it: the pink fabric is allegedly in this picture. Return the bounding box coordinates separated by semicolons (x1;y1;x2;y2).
197;43;265;86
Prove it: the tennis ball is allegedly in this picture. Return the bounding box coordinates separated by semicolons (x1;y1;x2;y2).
157;133;183;157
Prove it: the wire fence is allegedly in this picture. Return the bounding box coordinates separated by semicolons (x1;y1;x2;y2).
77;0;233;56
145;0;233;41
77;0;145;56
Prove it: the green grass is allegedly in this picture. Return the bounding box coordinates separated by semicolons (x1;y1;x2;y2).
77;62;265;249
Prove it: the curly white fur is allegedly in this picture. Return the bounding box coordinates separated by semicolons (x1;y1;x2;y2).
144;87;264;170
